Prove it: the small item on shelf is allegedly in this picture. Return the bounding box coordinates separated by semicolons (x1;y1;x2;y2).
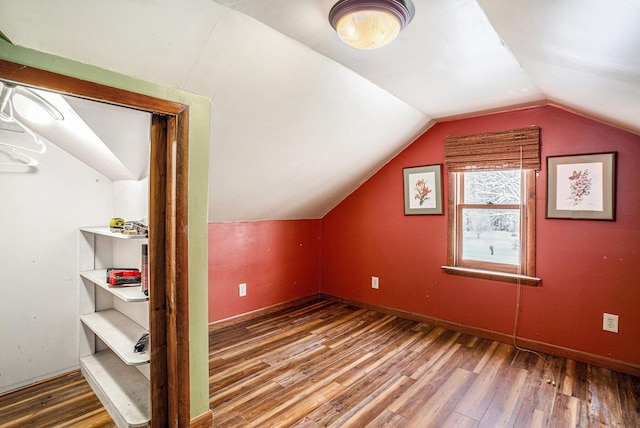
134;333;149;353
109;217;125;233
106;268;141;286
141;244;149;296
108;218;149;236
124;220;149;237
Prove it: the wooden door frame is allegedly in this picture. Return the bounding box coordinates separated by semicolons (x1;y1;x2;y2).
0;59;191;427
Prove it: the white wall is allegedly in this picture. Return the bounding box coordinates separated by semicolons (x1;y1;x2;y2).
0;137;136;393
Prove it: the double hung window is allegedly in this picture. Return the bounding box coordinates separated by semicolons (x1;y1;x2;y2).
443;127;540;285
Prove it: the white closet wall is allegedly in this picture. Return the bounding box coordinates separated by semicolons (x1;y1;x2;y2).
0;139;146;394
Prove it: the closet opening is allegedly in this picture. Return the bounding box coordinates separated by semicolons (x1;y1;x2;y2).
0;59;190;427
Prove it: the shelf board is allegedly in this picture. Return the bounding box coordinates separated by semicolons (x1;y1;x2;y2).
81;350;150;428
81;269;148;302
81;309;149;365
80;226;147;240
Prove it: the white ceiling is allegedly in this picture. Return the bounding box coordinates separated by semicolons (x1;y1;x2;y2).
1;0;638;221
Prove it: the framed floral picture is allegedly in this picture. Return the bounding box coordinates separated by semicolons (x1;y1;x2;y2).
546;152;616;220
403;164;443;215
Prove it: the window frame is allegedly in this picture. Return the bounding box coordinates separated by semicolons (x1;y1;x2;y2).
444;169;540;285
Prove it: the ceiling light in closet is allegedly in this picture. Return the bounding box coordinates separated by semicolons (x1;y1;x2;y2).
329;0;415;50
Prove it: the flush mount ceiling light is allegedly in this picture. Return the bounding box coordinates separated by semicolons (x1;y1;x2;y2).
329;0;415;50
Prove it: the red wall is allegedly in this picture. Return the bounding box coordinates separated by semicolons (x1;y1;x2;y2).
208;220;321;322
321;105;640;366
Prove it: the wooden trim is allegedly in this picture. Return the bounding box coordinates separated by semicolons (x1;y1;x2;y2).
149;114;169;426
440;265;541;286
163;110;190;427
320;293;640;378
165;115;179;426
0;59;185;114
511;337;640;378
454;259;523;276
174;109;191;426
525;170;536;275
208;294;323;332
446;175;456;266
447;169;537;281
190;410;213;428
0;59;190;427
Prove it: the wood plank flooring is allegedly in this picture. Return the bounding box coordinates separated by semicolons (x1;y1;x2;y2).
0;371;115;427
209;298;640;427
2;297;639;427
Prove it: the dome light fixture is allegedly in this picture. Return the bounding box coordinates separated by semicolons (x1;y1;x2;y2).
329;0;415;50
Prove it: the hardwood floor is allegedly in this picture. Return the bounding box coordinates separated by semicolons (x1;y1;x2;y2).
1;297;639;427
209;298;640;427
0;371;115;427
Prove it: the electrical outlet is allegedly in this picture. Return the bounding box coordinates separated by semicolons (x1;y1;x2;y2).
372;276;379;289
603;313;619;333
239;283;247;297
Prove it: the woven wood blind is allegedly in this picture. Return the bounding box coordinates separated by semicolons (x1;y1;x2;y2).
444;126;540;172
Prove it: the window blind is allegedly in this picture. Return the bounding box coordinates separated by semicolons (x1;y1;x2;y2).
444;126;540;172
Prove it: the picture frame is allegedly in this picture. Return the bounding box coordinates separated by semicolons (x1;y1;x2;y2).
403;164;443;215
546;152;616;220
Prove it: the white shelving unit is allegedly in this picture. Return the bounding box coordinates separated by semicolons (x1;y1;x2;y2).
81;351;150;428
79;226;150;428
80;310;149;365
80;269;148;302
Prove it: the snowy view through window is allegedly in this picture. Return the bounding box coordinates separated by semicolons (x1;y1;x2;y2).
462;170;521;265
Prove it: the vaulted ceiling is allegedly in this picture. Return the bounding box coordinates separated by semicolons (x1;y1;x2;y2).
1;0;638;222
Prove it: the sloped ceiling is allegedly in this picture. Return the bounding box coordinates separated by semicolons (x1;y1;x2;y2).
0;0;638;221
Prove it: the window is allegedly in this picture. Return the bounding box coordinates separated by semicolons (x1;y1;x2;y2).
451;169;535;277
442;127;541;285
